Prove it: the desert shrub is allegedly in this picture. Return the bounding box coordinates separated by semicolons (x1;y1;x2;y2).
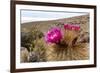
21;30;44;52
30;30;44;39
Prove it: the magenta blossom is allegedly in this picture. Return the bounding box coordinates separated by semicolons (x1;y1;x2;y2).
45;27;62;44
64;24;80;31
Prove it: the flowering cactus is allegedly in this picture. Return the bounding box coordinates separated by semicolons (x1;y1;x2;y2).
45;27;62;44
63;24;80;46
64;24;80;31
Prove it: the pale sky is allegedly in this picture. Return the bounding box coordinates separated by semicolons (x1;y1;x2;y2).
21;10;88;23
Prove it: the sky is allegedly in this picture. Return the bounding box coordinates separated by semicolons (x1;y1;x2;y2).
21;10;88;23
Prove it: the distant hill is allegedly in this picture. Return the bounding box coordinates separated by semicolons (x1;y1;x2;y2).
21;14;89;33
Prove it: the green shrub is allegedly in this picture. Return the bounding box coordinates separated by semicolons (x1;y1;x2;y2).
21;30;44;52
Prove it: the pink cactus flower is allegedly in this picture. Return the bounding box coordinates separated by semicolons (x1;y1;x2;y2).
64;24;80;31
45;27;62;44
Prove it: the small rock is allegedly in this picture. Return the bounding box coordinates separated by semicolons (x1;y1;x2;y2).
20;47;29;62
28;52;39;62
